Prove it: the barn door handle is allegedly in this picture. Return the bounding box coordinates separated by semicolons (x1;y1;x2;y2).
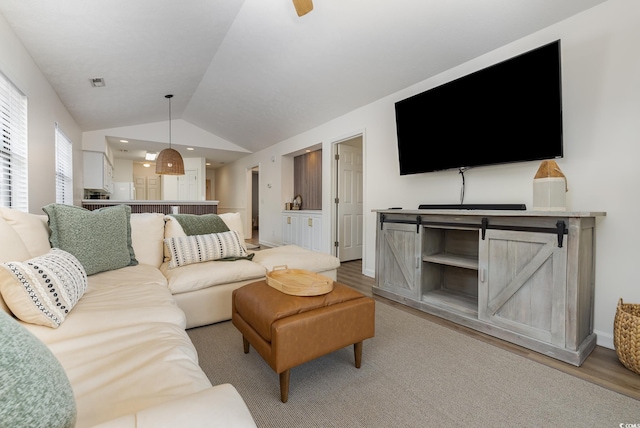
556;221;566;248
481;218;488;240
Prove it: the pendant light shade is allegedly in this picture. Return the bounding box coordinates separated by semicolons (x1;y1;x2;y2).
156;94;185;175
155;148;184;175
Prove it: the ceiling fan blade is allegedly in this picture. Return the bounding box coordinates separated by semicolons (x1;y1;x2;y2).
292;0;313;17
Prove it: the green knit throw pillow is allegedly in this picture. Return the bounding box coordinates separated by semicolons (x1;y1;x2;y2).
0;311;76;427
42;203;138;276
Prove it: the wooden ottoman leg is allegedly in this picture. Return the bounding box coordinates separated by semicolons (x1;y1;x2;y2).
354;341;363;368
279;369;290;403
243;336;250;354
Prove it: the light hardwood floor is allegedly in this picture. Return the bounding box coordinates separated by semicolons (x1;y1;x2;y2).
247;233;640;401
337;258;640;402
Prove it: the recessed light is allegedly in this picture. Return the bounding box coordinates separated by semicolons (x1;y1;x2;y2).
186;147;194;151
205;162;211;166
143;163;151;168
120;139;129;143
145;152;157;161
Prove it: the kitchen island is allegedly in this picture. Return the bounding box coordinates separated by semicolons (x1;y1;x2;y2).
81;200;218;215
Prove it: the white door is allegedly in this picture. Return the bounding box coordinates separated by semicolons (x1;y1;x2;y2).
178;169;198;200
147;176;161;200
337;142;363;261
134;176;146;200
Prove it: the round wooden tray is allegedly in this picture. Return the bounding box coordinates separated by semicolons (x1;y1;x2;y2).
266;266;334;296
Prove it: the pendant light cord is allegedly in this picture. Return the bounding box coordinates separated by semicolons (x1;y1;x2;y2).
166;94;173;149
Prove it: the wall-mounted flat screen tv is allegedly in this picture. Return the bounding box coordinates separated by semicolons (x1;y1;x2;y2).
395;40;563;175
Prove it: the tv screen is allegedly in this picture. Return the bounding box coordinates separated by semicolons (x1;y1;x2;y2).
395;40;563;175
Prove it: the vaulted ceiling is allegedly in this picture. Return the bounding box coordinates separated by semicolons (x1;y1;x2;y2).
0;0;606;165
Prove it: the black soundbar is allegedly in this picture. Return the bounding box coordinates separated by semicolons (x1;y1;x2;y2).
418;203;527;211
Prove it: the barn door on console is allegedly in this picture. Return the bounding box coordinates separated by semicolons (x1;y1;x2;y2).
478;229;567;346
376;222;422;300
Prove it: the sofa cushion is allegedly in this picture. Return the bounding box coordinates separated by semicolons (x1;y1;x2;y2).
0;248;87;328
29;322;212;428
130;213;166;268
164;230;250;269
43;203;138;275
0;310;77;428
0;207;51;257
14;263;214;428
251;245;341;273
24;265;181;344
160;259;266;294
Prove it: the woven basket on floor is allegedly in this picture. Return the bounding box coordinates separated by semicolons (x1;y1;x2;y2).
613;298;640;375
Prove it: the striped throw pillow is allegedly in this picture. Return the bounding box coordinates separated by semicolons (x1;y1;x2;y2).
164;230;248;269
0;248;88;328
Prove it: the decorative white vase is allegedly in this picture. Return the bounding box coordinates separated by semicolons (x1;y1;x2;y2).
533;160;567;211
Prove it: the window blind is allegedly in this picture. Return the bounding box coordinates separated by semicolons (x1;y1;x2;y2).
0;71;28;211
55;123;73;205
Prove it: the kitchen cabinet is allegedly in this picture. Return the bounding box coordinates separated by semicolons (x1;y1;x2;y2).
83;151;113;193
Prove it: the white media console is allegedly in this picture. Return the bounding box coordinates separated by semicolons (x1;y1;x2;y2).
373;209;605;366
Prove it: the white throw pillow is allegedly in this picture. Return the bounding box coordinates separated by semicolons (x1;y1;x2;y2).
130;213;166;268
0;248;88;328
164;230;248;269
0;208;51;258
217;212;247;250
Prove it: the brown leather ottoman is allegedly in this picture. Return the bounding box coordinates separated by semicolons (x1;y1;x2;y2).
231;280;375;402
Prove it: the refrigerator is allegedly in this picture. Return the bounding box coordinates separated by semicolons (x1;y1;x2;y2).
111;182;136;200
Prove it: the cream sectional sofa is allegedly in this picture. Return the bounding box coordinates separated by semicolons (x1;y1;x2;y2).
0;206;340;428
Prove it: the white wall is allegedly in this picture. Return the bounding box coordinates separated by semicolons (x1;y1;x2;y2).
0;12;83;212
113;158;134;182
216;0;640;349
161;157;206;200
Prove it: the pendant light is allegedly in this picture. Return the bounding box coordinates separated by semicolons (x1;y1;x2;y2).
156;94;185;175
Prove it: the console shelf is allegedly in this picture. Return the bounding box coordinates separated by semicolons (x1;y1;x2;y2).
422;254;478;270
374;209;605;366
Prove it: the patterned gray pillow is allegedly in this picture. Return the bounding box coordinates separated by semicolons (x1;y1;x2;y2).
43;204;138;276
0;310;77;427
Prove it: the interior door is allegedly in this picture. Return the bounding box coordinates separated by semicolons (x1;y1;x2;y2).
336;142;363;261
478;229;568;346
134;176;146;200
178;169;198;200
147;176;161;200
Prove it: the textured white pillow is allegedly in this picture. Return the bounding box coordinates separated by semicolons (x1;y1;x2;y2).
130;213;166;268
164;230;248;269
217;212;247;250
0;248;88;328
0;208;51;258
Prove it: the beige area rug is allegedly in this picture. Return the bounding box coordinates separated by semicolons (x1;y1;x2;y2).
187;301;640;427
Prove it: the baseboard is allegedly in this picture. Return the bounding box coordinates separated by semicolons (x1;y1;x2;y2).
363;267;375;278
258;240;280;249
595;329;614;350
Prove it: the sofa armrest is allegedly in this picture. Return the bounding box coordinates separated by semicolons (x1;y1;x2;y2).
92;385;256;428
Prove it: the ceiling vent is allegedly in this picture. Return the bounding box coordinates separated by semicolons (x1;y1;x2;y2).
90;77;106;87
